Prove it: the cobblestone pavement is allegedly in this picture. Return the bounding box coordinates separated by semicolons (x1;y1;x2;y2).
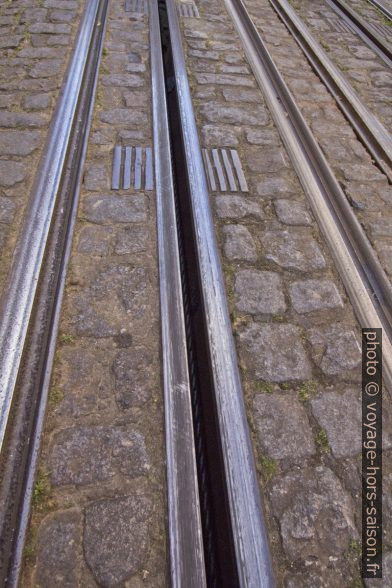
244;0;392;282
22;3;167;587
0;0;84;298
179;0;391;585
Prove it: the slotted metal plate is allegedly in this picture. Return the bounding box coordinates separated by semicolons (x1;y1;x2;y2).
203;148;248;193
125;0;149;14
111;145;154;191
177;1;200;18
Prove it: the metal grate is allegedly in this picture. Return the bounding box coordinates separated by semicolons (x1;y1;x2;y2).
177;1;200;18
125;0;149;14
111;145;154;190
369;22;391;38
203;148;248;192
328;18;355;34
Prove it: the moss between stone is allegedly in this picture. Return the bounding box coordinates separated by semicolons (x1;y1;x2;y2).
255;381;274;394
298;380;317;403
315;428;330;454
260;454;278;482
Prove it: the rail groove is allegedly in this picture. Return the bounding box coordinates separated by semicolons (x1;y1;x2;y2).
367;0;392;20
225;0;392;391
269;0;392;183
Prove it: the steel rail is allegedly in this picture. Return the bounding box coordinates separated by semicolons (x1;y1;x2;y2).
225;0;392;392
0;0;102;452
165;0;275;585
0;1;109;585
326;0;392;64
367;0;392;20
150;1;207;586
269;0;392;183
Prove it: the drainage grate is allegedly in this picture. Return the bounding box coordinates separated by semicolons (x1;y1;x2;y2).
125;0;149;14
369;22;391;38
177;1;200;18
111;145;154;190
203;148;248;192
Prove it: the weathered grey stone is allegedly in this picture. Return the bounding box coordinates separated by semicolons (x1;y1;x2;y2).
195;73;255;86
308;325;361;376
263;230;326;271
46;34;70;46
246;148;288;173
83;195;147;224
123;90;151;108
112;347;155;409
50;9;75;22
311;388;361;458
30;58;62;78
270;466;358;561
366;552;392;588
84;164;107;191
100;108;147;126
245;128;280;146
49;426;150;486
70;294;118;337
44;0;78;8
377;243;392;275
0;130;40;155
369;219;392;238
220;64;250;74
0;94;20;108
201;124;238;146
114;225;148;255
274;199;312;226
253;393;315;460
256;177;294;197
23;93;51;110
223;224;257;261
0;35;23;49
222;88;262;102
77;225;112;255
34;510;82;587
0;197;16;224
0;160;26;186
235;270;286;314
102;74;144;87
200;103;269;126
289;279;343;313
343;164;384;182
29;22;71;34
215;195;264;220
0;111;45;128
18;46;60;58
84;495;152;587
239;323;312;381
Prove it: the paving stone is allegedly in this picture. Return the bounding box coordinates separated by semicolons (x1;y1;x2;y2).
123;90;151;108
200;103;269;126
239;323;312;381
223;224;257;261
0;197;16;224
18;46;60;58
44;0;78;8
245;128;280;146
222;88;262;102
220;64;250;74
70;294;118;337
23;93;51;110
0;94;20;108
365;552;392;588
343;164;385;183
0;111;45;128
100;108;147;126
77;225;112;255
101;74;144;87
289;279;343;313
0;130;40;155
377;243;392;275
311;388;361;458
201;124;238;146
0;160;26;186
253;393;315;460
84;164;108;191
256;176;294;197
112;347;156;409
274;199;312;226
269;466;358;561
30;58;63;78
114;225;148;255
0;35;23;49
246;148;288;173
49;426;150;486
215;195;264;220
50;9;75;22
84;495;152;587
34;510;82;587
83;195;148;224
308;325;361;376
46;34;70;46
29;22;71;34
195;73;256;86
263;229;326;271
369;219;392;238
235;270;286;314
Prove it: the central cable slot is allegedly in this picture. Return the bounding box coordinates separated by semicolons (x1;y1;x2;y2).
157;2;240;585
